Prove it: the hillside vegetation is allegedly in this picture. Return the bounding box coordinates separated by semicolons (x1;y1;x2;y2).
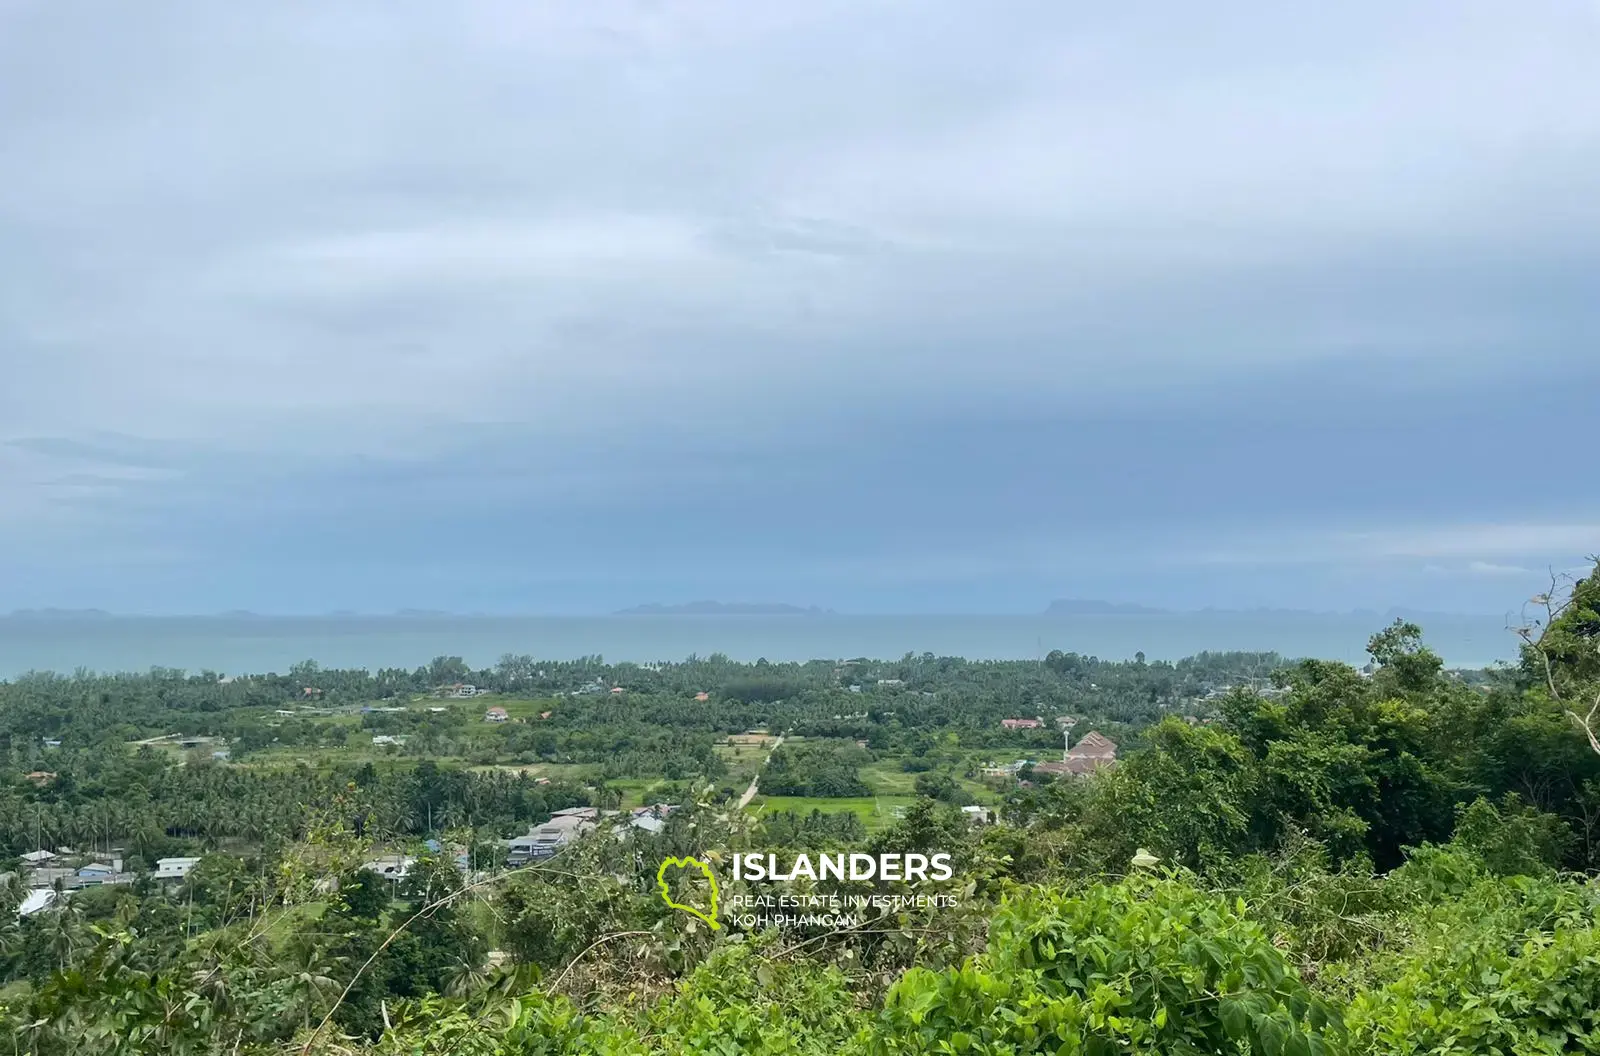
0;568;1596;1054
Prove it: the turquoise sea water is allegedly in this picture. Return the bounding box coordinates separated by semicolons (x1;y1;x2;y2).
0;612;1519;678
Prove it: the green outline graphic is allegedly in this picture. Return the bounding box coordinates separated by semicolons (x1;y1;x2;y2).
657;856;721;929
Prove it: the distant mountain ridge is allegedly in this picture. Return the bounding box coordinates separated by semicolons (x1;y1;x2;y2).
613;601;834;616
1044;599;1168;615
3;603;1506;621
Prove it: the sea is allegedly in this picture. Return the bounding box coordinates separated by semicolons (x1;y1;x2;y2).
0;612;1521;679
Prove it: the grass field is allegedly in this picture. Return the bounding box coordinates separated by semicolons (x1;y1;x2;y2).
714;743;768;782
465;762;598;784
859;759;919;794
860;757;1000;805
749;794;918;831
606;777;679;809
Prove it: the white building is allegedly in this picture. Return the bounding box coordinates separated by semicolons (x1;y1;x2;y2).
361;856;416;882
19;889;58;917
153;857;202;881
506;813;596;864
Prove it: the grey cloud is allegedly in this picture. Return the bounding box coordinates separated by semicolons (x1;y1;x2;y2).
2;0;1598;574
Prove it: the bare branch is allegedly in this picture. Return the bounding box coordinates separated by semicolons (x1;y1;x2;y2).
299;846;619;1054
546;931;654;993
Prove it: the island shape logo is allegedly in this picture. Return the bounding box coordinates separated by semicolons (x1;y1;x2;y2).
657;856;721;930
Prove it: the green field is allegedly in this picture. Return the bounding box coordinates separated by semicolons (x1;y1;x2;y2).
749;794;918;831
466;762;598;783
860;757;999;805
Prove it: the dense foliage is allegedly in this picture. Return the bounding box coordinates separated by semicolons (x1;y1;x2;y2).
1;567;1598;1054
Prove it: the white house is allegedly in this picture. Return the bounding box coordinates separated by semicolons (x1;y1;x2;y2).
505;813;596;864
360;856;416;882
18;889;58;917
19;850;56;866
153;857;202;881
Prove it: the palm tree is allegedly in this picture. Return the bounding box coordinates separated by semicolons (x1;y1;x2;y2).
285;944;341;1032
442;955;491;996
46;886;82;973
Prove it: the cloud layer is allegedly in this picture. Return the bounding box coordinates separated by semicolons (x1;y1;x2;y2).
2;0;1597;613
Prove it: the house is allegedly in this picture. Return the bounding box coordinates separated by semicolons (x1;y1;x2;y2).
19;889;58;917
211;749;231;761
694;692;710;702
878;678;904;686
539;710;552;720
1034;731;1119;778
76;861;119;882
26;867;75;889
1069;731;1117;760
371;735;407;747
1030;760;1075;777
484;706;509;723
360;855;416;882
153;857;202;881
1001;718;1043;730
961;805;996;825
41;738;62;749
24;771;56;786
19;850;56;867
427;707;447;714
506;813;596;864
610;686;625;695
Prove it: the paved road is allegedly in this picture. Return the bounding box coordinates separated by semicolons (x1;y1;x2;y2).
736;734;785;809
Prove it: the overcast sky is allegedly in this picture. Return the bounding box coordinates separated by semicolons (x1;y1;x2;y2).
2;0;1597;615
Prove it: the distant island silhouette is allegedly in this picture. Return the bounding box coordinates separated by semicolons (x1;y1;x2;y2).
1044;599;1168;615
614;601;834;616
